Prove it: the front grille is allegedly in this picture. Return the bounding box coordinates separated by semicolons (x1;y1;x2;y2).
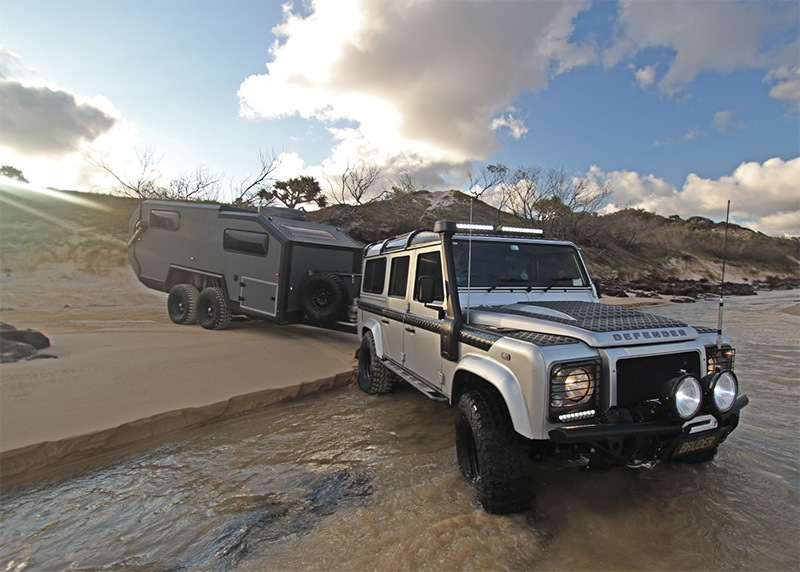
616;351;701;407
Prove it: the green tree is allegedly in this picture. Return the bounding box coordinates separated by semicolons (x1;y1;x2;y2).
266;175;327;209
1;165;29;183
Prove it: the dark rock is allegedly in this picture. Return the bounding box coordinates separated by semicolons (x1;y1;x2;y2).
0;328;50;349
0;339;38;363
0;322;17;332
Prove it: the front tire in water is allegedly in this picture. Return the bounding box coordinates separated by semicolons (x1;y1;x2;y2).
167;284;199;325
456;389;533;514
197;287;231;330
357;331;395;394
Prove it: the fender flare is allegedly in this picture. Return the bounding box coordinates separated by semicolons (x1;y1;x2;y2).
360;317;385;358
456;354;533;439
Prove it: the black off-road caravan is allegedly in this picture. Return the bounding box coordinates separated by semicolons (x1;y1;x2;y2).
128;200;362;330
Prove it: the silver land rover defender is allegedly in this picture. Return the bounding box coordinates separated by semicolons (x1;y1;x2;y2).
356;221;747;514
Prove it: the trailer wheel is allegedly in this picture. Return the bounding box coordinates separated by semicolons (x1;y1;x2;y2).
455;389;533;514
197;287;231;330
167;284;199;325
301;272;348;322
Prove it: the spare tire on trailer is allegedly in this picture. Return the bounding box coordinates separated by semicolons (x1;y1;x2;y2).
301;272;348;322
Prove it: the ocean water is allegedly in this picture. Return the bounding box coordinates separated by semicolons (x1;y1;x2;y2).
1;290;798;571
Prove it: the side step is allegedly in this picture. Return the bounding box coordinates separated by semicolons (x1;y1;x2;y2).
383;360;448;402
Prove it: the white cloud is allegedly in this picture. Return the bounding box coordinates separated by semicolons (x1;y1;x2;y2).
0;48;142;191
239;0;594;182
592;157;800;236
764;65;800;108
611;1;799;101
632;64;657;88
713;109;743;132
490;113;529;140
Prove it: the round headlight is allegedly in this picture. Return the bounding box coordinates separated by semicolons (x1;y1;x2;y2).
711;371;738;412
563;367;593;403
673;375;703;420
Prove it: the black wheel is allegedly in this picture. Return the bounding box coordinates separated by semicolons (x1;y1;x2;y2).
455;389;533;514
197;287;231;330
167;284;199;325
302;273;348;322
357;331;395;394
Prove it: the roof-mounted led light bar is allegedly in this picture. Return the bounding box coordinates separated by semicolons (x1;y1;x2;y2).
434;220;544;236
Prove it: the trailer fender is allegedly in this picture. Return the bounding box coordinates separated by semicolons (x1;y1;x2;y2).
455;354;533;439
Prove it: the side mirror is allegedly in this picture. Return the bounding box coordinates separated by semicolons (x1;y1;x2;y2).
417;275;436;304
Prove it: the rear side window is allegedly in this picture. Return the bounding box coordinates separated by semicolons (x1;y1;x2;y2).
363;258;387;294
388;256;410;297
150;209;180;231
223;229;269;256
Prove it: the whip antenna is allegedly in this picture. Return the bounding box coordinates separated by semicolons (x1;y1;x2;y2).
716;200;731;349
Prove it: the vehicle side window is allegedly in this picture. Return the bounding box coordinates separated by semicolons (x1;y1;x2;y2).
388;256;410;297
149;209;180;231
363;258;387;294
223;229;269;256
414;251;444;302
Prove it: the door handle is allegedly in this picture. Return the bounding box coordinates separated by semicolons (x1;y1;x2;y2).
381;319;390;324
405;327;415;333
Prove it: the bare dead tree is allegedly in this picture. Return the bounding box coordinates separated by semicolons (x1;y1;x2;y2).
88;145;166;198
88;145;224;201
233;148;282;208
387;170;418;197
169;166;223;202
467;163;509;202
328;160;383;205
497;166;544;222
537;167;613;243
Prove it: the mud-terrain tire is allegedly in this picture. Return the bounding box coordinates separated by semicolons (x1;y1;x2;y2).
167;284;199;325
197;287;231;330
456;389;533;514
302;273;348;322
357;331;395;395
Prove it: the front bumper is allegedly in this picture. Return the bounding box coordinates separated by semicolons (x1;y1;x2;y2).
548;394;748;444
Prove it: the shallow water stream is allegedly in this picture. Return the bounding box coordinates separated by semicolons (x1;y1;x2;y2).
2;290;798;571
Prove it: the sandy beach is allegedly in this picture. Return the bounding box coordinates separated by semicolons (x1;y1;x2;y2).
3;259;795;484
0;264;358;481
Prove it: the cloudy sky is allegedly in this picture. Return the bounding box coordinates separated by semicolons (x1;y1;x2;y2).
1;0;798;235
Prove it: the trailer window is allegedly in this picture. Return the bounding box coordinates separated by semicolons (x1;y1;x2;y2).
388;256;410;297
363;258;387;294
150;209;180;231
223;229;269;256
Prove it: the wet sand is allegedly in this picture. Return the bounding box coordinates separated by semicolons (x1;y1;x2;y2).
0;265;358;479
0;264;679;481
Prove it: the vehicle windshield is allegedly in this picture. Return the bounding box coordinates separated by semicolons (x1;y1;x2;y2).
452;239;589;289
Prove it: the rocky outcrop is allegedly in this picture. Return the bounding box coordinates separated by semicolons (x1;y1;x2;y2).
595;275;795;301
0;323;56;363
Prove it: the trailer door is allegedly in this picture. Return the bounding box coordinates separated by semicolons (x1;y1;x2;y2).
239;276;278;317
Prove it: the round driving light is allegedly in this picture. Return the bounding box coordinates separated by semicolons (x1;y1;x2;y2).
711;371;738;412
673;375;703;420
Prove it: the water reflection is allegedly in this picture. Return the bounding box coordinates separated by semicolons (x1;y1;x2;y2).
1;290;798;571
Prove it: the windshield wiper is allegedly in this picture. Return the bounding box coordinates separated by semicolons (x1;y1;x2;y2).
487;278;527;293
